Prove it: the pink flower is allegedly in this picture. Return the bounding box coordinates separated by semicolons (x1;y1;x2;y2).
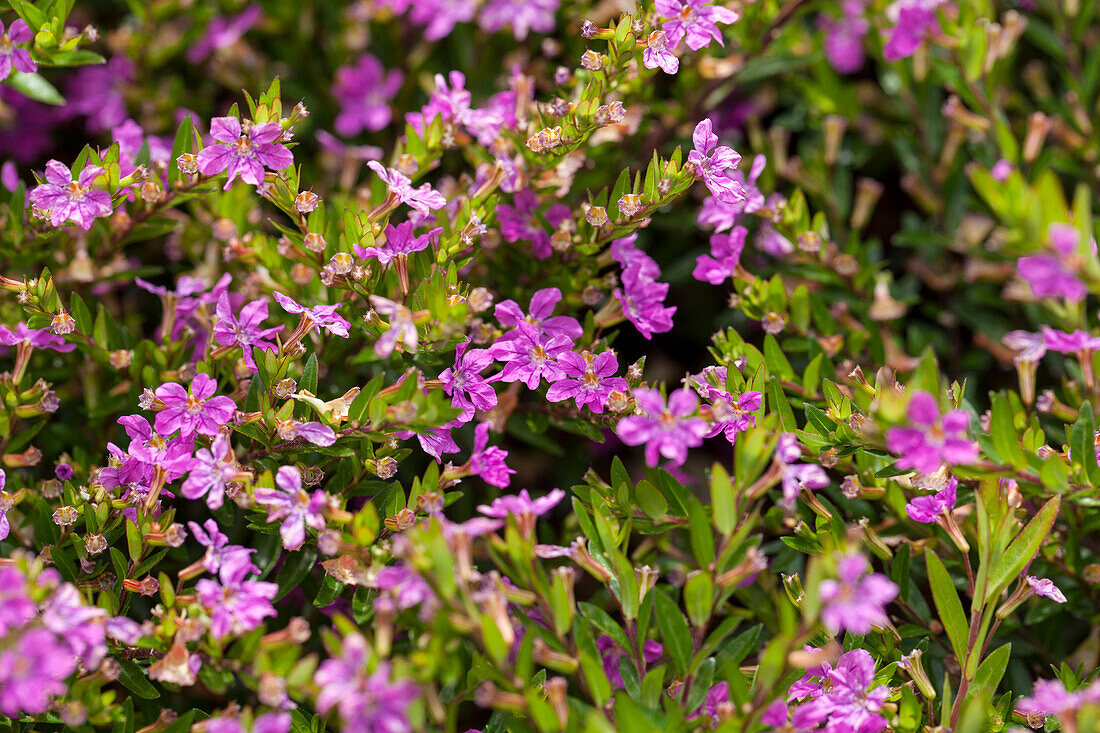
154;373;237;438
885;391;977;475
355;221;440;265
0;19;36;80
0;470;9;542
1017;678;1100;719
469;422;515;488
315;634;419;733
368;161;447;215
181;435;237;510
819;554;898;635
494;287;582;341
254;466;328;550
272;291;350;337
818;1;868;74
905;476;957;523
28;160;114;229
195;554;278;639
490;321;573;389
497;189;571;259
546;351;628;413
333;53;404;136
597;635;663;689
688;119;744;204
0;322;76;353
693;225;747;284
214;293;281;372
1026;576;1067;603
616;388;709;467
478;0;559;40
186;4;262;63
657;0;740;51
439;341;497;423
478;488;565;527
776;433;829;507
611;235;677;339
196;116;293;190
643;31;679;74
883;0;946;61
369;295;418;358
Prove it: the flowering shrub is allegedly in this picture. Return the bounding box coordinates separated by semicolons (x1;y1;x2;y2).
2;0;1100;731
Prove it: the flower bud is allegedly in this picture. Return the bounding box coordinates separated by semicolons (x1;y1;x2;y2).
304;232;327;253
176;153;198;175
617;194;643;218
51;311;76;335
295;191;320;213
581;50;603;71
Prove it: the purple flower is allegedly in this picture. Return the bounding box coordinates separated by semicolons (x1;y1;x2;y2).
315;634;419;733
154;373;237;438
28;160;114;230
0;471;9;542
214;293;281;372
439;341;498;423
399;425;461;462
991;159;1013;181
693;226;747;284
1003;329;1047;364
883;0;945;61
373;564;438;614
1017;678;1100;718
181;435;237;510
63;55;133;133
196;553;278;639
205;712;291;733
885;391;977;475
616;388;709;467
272;291;351;338
1026;576;1067;603
355;221;440;265
643;31;679;74
118;414;194;477
196;116;293;190
469;422;515;488
0;19;36;80
776;434;829;507
818;554;898;635
656;0;741;51
546;351;628;413
369;295;419;358
491;321;573;389
0;628;77;717
0;322;76;352
688;681;731;723
1042;327;1100;354
478;488;565;536
408;0;478;41
478;0;559;40
597;636;663;689
186;4;262;63
688;119;744;204
494;287;583;341
368;161;447;215
254;466;328;551
906;476;957;523
611;235;677;339
277;418;337;447
819;2;869;74
704;389;763;443
800;649;890;732
188;518;256;575
497;189;571;259
333;53;404;136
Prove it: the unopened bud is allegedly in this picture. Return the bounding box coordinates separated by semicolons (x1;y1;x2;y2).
176;153;199;175
295;191;320;213
304;232;327;253
617;194;643;218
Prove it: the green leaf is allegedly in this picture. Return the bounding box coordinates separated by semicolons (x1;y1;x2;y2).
984;496;1060;602
116;659;160;699
1070;402;1100;485
8;0;47;29
685;494;714;568
276;548;318;601
301;354;318;395
991;393;1026;470
972;643;1011;698
654;589;691;674
683;572;714;628
926;550;968;664
6;71;65;105
763;334;794;380
709;463;735;536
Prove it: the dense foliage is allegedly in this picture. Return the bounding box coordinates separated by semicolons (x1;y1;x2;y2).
0;0;1098;731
